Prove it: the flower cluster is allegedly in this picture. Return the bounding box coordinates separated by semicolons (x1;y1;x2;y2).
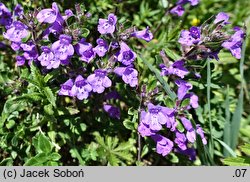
140;12;244;158
170;0;199;17
0;2;153;120
138;79;206;158
178;12;245;60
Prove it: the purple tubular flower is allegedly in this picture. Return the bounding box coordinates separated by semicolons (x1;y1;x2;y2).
114;67;138;87
11;42;21;51
117;42;136;66
160;60;189;79
87;69;112;93
175;131;187;150
170;5;185;17
98;13;117;34
16;55;26;66
43;21;64;38
214;12;229;25
152;134;174;156
0;2;12;26
138;121;155;137
20;42;38;61
63;9;74;20
196;124;207;145
222;27;244;59
175;80;193;100
71;75;92;100
177;0;199;6
38;46;61;69
14;4;23;16
183;93;199;109
178;26;201;46
103;104;120;119
59;79;74;96
93;38;108;57
75;38;96;63
180;117;196;143
3;21;29;43
51;34;74;61
36;2;62;24
131;27;153;42
140;103;172;131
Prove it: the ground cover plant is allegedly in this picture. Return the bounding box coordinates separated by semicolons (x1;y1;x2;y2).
0;0;249;166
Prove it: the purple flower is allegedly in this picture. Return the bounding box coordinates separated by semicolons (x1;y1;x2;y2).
21;42;38;61
63;9;74;20
103;104;120;119
196;124;207;145
180;117;196;143
140;103;172;131
138;122;155;137
75;38;96;63
175;131;187;150
14;4;23;17
38;46;61;69
175;80;193;100
117;42;136;66
160;60;189;79
0;2;12;26
11;42;21;51
222;27;244;59
170;5;185;17
71;75;92;100
214;12;229;25
43;21;64;38
177;0;199;6
59;79;74;96
98;13;117;34
114;67;138;87
51;34;74;61
93;38;108;57
36;2;63;24
87;69;112;93
178;26;201;46
131;27;153;42
3;21;29;43
183;93;199;109
152;134;174;156
16;55;25;66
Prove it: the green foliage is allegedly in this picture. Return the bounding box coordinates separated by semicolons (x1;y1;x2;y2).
223;144;250;166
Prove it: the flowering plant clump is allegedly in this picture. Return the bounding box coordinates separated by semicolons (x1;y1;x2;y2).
0;0;247;166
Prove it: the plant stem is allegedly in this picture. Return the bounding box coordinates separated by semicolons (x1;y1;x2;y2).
207;59;214;160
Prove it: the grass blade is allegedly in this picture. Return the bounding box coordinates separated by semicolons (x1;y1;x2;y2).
230;36;247;150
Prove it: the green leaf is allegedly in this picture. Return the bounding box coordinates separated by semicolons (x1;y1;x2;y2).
223;157;250;166
38;134;52;154
24;153;48;166
30;62;44;88
214;138;236;157
123;119;135;130
240;144;250;155
43;87;56;107
230;37;246;150
49;152;61;161
139;55;176;100
164;48;181;60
